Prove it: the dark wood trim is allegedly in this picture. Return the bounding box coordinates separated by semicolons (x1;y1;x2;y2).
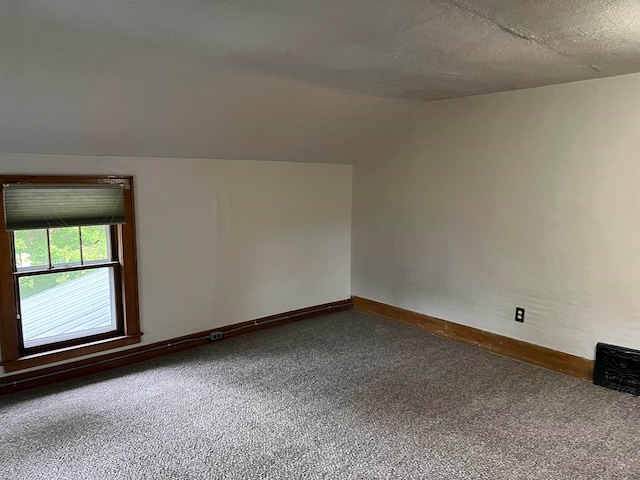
222;299;353;338
14;260;119;277
0;199;19;363
120;177;141;337
0;298;352;394
0;175;131;185
2;335;143;373
353;296;594;381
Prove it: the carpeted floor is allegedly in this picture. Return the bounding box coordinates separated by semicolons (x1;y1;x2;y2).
1;311;639;479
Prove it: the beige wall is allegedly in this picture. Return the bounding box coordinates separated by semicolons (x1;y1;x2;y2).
5;71;640;374
0;153;352;376
353;72;640;360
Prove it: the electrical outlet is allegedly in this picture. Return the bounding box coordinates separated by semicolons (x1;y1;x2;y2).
515;307;525;323
209;331;224;341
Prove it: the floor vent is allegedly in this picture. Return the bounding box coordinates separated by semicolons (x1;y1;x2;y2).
594;343;640;396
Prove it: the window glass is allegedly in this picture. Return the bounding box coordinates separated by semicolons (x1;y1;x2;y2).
18;267;117;348
18;269;86;299
13;229;49;269
81;225;110;262
49;227;81;266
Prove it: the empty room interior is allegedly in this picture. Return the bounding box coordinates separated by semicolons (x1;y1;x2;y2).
2;1;640;479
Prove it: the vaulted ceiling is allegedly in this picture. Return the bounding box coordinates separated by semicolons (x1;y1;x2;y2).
2;0;640;161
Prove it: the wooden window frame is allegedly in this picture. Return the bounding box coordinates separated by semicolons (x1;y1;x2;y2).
0;175;141;373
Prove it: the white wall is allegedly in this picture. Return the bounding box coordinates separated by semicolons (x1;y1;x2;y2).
0;153;352;376
353;72;640;360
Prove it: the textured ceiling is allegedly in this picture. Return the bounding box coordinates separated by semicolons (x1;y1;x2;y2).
2;1;640;161
6;0;640;101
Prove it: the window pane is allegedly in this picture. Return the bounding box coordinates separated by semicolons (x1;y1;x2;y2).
49;227;81;266
13;229;49;269
19;267;117;348
81;225;109;262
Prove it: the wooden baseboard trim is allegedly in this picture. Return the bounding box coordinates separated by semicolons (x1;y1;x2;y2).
1;334;143;373
0;298;352;394
353;296;593;381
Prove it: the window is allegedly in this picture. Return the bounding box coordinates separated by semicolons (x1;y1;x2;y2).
0;176;141;372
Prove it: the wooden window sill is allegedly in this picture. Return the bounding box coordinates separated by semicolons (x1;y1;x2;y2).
1;334;142;373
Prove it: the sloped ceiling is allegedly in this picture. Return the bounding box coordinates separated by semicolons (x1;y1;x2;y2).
2;0;640;162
